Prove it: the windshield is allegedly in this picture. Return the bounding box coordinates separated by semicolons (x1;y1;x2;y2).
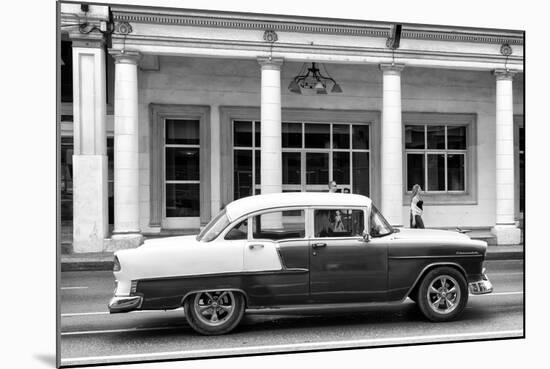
196;210;230;242
369;205;394;237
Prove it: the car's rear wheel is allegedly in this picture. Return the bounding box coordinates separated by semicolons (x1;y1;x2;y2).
184;290;245;335
416;267;468;322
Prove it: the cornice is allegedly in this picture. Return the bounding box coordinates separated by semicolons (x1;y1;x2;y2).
112;10;523;46
111;34;524;66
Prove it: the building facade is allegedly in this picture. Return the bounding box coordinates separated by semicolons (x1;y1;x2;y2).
59;3;524;252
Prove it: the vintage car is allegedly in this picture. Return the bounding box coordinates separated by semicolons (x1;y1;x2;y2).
109;192;493;335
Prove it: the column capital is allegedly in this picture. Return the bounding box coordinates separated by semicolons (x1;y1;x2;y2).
257;56;284;70
68;32;106;49
109;49;141;64
379;63;405;74
493;69;519;81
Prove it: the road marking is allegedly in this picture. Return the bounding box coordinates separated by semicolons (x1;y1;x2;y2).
61;291;524;318
470;291;523;297
61;286;88;290
487;272;523;276
62;325;185;336
61;329;524;364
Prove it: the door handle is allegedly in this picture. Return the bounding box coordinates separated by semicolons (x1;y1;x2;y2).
312;242;327;249
249;244;264;250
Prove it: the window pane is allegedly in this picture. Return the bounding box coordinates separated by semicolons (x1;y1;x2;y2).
333;152;350;184
519;127;525;152
61;137;74;222
225;219;248;240
427;125;445;149
234;121;252;147
107;137;114;225
405;125;425;149
166;119;199;145
447;154;465;191
427;154;445;191
314;209;364;238
283;152;301;184
352;152;369;196
333;124;350;149
166;183;200;217
306;153;329;184
255;150;261;185
255;121;261;147
253;210;305;239
407;154;425;191
305;123;330;148
165;147;199;181
282;122;302;148
234;150;252;199
352;125;369;149
447;126;467;150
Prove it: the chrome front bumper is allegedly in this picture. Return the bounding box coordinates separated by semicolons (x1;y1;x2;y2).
108;295;143;313
469;273;493;295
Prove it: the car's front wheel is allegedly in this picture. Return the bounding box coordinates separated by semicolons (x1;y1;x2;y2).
416;267;468;322
184;290;245;335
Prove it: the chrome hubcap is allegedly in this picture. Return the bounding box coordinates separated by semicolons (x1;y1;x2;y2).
193;291;235;327
427;275;460;315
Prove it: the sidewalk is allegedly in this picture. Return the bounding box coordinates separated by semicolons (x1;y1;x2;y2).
61;244;524;272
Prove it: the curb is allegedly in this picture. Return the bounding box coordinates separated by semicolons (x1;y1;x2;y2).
61;261;114;272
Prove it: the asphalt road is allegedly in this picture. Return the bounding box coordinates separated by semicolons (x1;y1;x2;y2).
59;260;524;367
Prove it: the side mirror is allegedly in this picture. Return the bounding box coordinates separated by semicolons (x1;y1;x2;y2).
362;230;370;243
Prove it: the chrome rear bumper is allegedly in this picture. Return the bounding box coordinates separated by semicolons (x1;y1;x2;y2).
469;273;493;295
108;295;143;313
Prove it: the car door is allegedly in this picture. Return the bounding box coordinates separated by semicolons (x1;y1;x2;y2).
242;208;310;305
309;207;388;303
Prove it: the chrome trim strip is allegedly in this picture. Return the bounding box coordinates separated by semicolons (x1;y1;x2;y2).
389;254;482;260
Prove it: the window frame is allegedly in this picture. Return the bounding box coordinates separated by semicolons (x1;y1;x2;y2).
402;113;477;205
221;107;380;207
149;104;211;229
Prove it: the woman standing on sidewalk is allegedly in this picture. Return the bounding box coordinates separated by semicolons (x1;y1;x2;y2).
410;184;425;229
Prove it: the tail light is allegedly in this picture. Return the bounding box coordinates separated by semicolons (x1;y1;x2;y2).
113;255;121;272
130;280;138;294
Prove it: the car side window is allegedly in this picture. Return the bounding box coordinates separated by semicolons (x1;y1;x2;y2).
252;210;305;241
224;219;248;240
314;209;364;238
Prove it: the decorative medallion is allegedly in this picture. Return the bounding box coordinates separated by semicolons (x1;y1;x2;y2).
500;43;513;56
263;30;278;43
116;22;133;35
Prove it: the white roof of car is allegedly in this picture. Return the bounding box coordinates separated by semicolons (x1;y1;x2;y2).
225;192;372;222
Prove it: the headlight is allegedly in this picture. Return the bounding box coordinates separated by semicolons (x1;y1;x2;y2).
113;255;121;272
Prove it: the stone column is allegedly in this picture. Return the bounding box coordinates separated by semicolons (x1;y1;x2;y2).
491;69;521;245
109;50;143;249
258;57;283;228
379;64;405;227
70;34;108;253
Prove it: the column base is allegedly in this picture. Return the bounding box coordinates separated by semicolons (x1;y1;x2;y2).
105;233;144;251
491;225;522;245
